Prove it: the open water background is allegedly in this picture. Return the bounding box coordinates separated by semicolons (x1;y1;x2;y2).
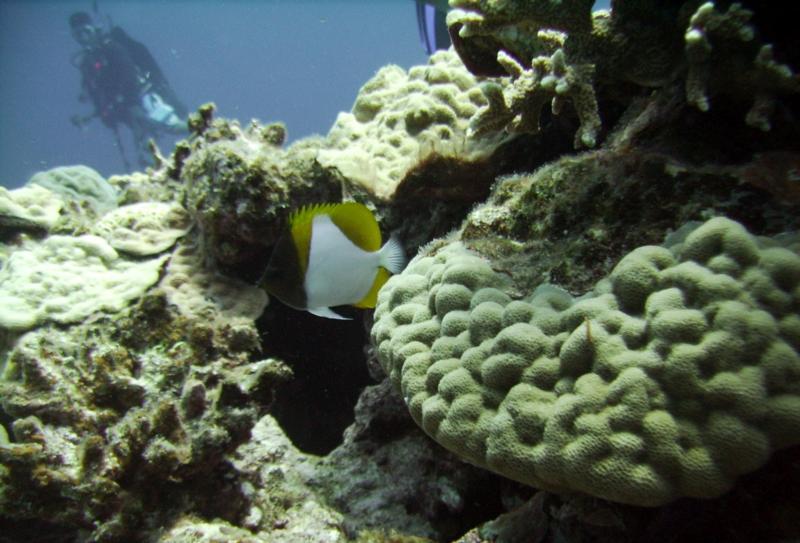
0;0;428;188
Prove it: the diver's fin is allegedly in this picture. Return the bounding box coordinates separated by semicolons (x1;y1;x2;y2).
308;306;351;320
415;0;451;54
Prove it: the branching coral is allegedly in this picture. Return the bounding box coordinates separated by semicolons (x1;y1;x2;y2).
684;2;799;130
471;48;601;148
450;0;799;147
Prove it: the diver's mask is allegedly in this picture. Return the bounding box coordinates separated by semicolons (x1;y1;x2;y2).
72;24;100;47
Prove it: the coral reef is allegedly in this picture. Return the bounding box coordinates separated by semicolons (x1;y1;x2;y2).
108;169;183;206
469;48;601;147
318;50;508;201
180;108;340;272
90;202;191;256
314;379;518;541
28;165;118;214
683;2;798;131
0;317;291;541
0;184;62;233
0;235;168;330
0;166;123;239
448;0;800;147
2;1;800;539
160;241;268;326
318;49;569;253
372;217;800;505
0;161;289;540
0;159;292;537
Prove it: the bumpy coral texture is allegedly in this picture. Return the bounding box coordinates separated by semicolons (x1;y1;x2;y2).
0;185;62;230
91;202;191;256
372;217;800;506
160;242;268;324
28;165;118;213
0;235;168;330
318;50;502;200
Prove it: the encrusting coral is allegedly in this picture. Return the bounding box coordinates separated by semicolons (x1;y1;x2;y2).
0;314;292;540
0;235;169;330
0;108;504;540
91;201;192;256
180;109;341;271
160;241;268;325
0;156;293;540
372;217;800;506
0;184;62;233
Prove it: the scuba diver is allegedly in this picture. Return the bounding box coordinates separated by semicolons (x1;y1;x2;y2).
415;0;451;54
68;11;188;169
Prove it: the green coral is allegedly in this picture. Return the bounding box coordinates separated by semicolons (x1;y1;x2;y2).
371;217;800;506
470;48;601;148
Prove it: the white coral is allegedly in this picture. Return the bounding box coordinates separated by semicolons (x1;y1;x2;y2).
0;184;62;230
160;242;268;324
91;202;192;256
318;50;505;200
0;235;167;330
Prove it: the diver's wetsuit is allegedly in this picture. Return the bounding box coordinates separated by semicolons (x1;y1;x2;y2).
73;26;187;166
76;28;143;129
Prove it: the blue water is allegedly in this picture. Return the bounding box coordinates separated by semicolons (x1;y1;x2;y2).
0;1;428;188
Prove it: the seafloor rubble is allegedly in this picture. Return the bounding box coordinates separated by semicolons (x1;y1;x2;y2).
1;1;800;542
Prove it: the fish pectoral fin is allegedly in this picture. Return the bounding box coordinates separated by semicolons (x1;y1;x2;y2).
308;306;351;320
379;235;406;274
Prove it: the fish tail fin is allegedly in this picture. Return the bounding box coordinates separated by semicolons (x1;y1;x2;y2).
379;234;406;274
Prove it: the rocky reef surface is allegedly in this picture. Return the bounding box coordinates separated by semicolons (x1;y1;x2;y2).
2;1;800;542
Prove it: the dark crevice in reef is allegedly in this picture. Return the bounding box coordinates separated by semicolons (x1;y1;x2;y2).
0;519;79;543
257;301;373;455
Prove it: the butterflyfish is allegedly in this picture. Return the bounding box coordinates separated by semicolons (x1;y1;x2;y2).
259;202;406;320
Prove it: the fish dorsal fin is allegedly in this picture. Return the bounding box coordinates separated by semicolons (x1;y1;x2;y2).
327;202;382;252
288;203;337;274
289;201;382;273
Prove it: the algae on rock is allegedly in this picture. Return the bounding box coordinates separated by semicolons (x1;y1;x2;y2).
180;113;341;272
